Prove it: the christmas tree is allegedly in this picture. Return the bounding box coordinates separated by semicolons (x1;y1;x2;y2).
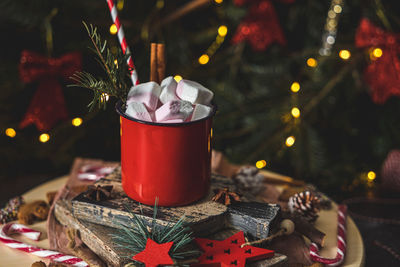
1;0;399;201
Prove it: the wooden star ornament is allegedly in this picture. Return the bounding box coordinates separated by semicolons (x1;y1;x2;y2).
194;231;274;267
132;238;174;267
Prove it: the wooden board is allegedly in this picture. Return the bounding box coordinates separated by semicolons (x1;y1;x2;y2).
55;199;288;267
71;169;280;239
0;172;365;267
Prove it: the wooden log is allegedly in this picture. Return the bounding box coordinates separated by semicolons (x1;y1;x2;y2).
227;202;281;240
56;199;287;267
71;171;281;240
71;172;228;237
54;199;132;266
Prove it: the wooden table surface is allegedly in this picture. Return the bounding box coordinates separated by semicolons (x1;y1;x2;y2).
0;176;365;266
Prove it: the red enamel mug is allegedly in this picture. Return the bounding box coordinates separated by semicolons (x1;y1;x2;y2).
116;101;216;206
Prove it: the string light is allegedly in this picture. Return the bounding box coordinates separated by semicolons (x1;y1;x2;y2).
291;107;300;118
326;36;335;44
291;82;300;93
101;93;110;102
72;117;83;127
39;133;50;143
306;58;317;67
114;59;118;65
256;160;267;169
333;4;342;13
198;24;227;65
320;0;344;56
5;128;16;138
156;0;164;9
285;136;295;147
116;0;124;10
198;54;210;65
370;48;383;60
214;0;223;3
174;75;183;82
328;10;336;19
218;25;228;37
109;24;118;35
367;171;376;181
339;49;351;60
372;48;383;58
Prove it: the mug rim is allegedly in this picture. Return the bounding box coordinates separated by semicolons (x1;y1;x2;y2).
116;100;217;127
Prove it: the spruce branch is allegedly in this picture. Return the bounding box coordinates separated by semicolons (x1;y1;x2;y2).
111;202;200;265
69;22;131;111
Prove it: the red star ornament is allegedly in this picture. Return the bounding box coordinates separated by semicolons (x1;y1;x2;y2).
132;238;174;267
194;231;274;267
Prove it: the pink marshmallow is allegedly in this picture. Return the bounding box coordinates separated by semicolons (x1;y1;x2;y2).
125;102;153;122
176;80;214;105
159;76;179;104
155;100;194;122
127;81;161;111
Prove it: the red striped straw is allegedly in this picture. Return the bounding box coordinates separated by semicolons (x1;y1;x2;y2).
309;205;347;266
0;223;88;266
106;0;139;86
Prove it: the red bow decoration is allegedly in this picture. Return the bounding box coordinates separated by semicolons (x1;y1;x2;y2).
355;18;400;104
19;50;82;131
232;0;292;51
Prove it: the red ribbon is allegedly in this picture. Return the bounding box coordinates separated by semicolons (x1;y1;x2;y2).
19;50;82;131
232;0;290;51
355;18;400;104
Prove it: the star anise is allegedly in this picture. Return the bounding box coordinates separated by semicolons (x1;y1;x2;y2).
211;188;241;205
84;185;113;201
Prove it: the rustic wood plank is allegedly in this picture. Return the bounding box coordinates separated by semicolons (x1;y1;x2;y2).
54;199;132;266
72;169;281;239
55;199;287;267
72;170;231;237
227;202;281;239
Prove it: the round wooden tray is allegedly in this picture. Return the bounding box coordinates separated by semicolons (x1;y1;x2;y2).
0;176;365;266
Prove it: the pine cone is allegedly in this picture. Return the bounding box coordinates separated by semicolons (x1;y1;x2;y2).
233;165;265;194
288;191;320;223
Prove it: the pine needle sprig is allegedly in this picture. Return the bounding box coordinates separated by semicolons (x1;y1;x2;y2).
69;22;131;111
110;201;200;264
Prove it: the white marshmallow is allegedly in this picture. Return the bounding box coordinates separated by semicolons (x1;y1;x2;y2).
155;100;194;122
176;80;214;105
127;81;161;111
191;104;212;121
159;76;179;104
126;102;153;122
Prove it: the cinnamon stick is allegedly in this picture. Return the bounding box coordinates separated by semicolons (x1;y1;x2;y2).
150;43;158;82
156;43;165;83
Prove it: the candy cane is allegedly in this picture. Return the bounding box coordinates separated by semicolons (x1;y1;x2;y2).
106;0;139;86
309;205;347;266
0;223;88;267
78;165;116;181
